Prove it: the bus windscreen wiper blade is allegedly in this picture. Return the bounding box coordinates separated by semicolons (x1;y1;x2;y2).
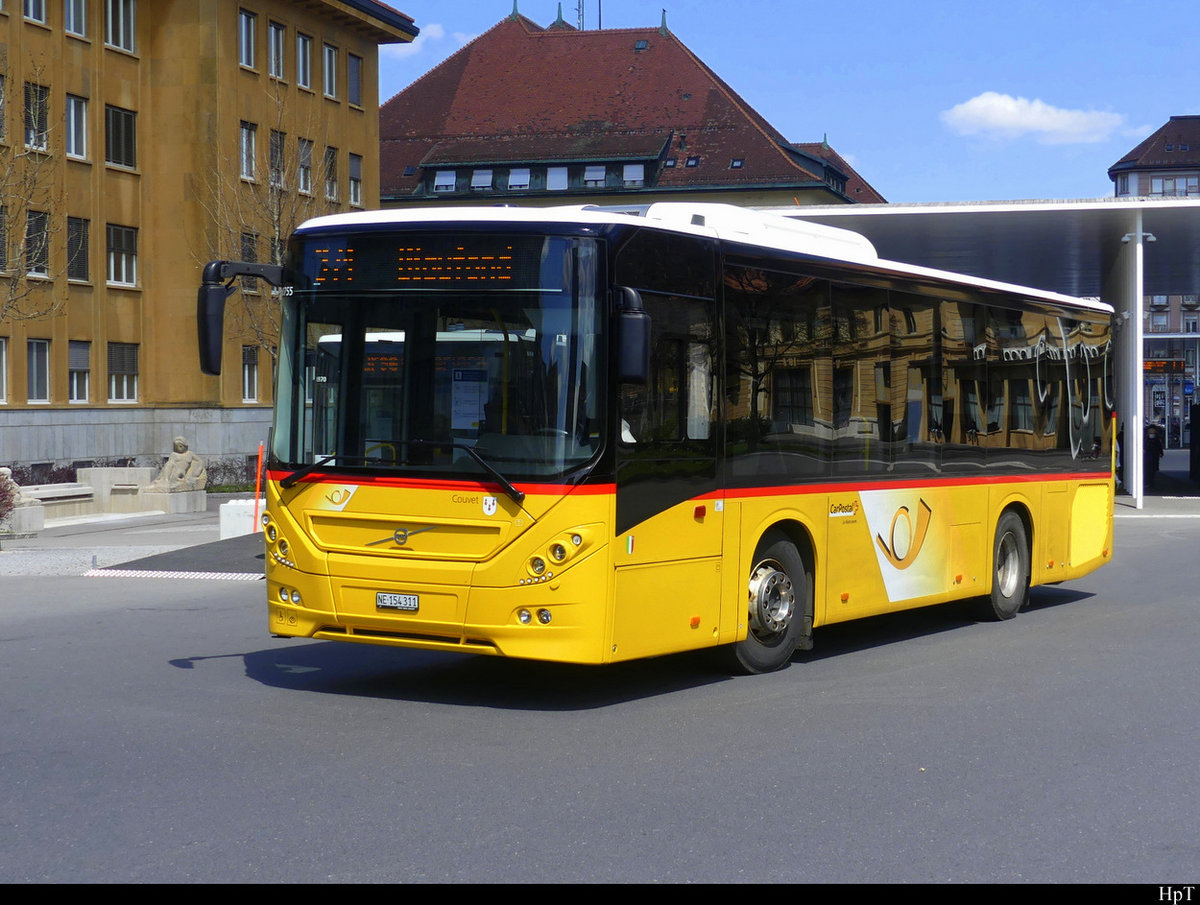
279;454;385;489
409;440;525;504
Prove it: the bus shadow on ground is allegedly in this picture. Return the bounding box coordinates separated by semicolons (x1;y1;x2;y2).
231;586;1092;710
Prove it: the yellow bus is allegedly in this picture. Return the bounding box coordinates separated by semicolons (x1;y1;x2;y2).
198;203;1114;673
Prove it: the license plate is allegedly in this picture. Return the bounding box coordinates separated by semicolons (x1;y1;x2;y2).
376;592;419;612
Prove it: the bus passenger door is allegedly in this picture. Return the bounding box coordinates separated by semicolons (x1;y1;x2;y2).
611;293;723;661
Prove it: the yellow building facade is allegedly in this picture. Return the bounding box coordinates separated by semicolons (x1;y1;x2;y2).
0;0;415;477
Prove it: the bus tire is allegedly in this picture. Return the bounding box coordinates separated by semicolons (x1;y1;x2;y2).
986;511;1030;621
730;530;810;674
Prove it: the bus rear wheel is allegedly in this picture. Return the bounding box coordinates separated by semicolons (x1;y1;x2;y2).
986;511;1030;621
730;530;810;674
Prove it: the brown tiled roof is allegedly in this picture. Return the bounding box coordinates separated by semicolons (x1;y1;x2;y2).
1109;115;1200;176
792;142;886;204
380;15;867;199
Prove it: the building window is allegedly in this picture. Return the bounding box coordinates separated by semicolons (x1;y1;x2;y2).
240;121;256;180
730;158;744;169
238;9;256;68
433;169;456;192
470;168;492;192
269;130;285;187
1011;381;1033;431
583;165;606;187
105;105;136;168
664;158;676;168
239;232;258;293
242;345;259;402
24;1;47;23
105;0;135;52
68;340;90;403
26;210;49;277
67;216;89;281
1184;313;1198;333
622;163;644;187
0;337;7;403
1151;295;1169;308
66;95;88;159
65;0;87;36
268;21;285;79
27;339;49;403
298;138;313;194
106;223;137;286
24;83;49;151
685;156;700;167
296;33;312;89
547;166;568;191
1151;311;1169;332
348;54;363;106
323;44;338;98
507;167;530;190
349;153;362;206
1116;173;1129;196
107;341;138;402
773;368;813;427
324;146;337;200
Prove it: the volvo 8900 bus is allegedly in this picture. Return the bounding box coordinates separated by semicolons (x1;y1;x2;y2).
198;203;1113;673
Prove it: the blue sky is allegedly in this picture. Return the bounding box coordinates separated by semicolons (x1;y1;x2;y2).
378;0;1197;204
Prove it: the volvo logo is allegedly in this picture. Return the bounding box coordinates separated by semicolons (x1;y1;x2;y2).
366;525;436;547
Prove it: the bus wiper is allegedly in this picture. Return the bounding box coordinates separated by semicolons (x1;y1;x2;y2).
279;454;383;489
409;440;525;505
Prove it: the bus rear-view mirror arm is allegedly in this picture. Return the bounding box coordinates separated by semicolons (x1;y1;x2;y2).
197;260;291;376
615;285;651;385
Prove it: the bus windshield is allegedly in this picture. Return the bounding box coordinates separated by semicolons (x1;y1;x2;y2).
272;233;604;481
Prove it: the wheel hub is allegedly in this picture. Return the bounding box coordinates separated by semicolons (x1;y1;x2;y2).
747;560;794;638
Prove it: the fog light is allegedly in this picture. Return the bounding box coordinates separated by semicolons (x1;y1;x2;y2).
537;608;552;624
279;539;289;556
279;587;289;602
290;590;301;604
571;534;582;546
266;524;277;542
549;543;567;562
261;513;271;527
517;609;532;624
530;556;546;575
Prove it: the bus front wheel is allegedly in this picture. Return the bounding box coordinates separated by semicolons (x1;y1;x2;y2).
986;511;1030;621
731;530;810;674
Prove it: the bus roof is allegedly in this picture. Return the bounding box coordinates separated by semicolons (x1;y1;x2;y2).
295;203;1112;316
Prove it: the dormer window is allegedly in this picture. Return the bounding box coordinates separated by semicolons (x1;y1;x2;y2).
433;170;456;192
471;169;493;191
622;163;644;187
584;165;606;187
508;167;530;190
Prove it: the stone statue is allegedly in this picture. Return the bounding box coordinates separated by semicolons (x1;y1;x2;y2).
149;437;207;492
0;466;34;507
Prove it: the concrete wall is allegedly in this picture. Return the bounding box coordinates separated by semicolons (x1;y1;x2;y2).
0;406;271;468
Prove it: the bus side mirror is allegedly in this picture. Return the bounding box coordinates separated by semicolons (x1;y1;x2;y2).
198;282;232;376
615;286;650;385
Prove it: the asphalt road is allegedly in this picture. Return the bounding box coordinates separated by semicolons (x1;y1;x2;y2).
1;499;1199;882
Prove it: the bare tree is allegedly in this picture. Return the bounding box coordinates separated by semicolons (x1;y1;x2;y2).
0;66;71;324
193;81;350;361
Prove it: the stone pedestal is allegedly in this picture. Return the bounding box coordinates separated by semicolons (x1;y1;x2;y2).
141;489;208;514
3;503;46;534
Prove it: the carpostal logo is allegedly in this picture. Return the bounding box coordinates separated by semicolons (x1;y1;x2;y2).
829;500;860;518
875;498;932;571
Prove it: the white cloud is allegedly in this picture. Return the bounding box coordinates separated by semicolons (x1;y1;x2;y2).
380;22;446;60
941;92;1124;145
